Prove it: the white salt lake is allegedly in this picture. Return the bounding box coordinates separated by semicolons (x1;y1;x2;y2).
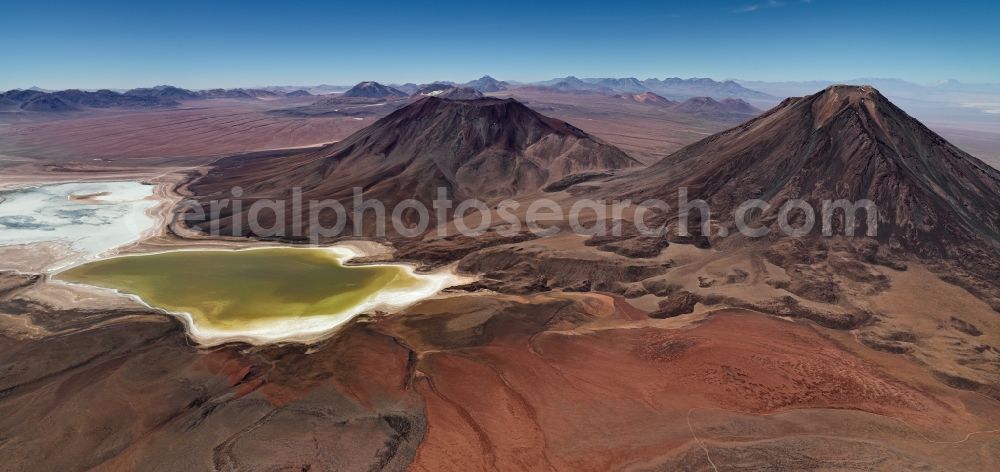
0;181;158;261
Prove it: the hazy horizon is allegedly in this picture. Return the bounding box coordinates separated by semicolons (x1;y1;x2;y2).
6;75;999;94
5;0;998;90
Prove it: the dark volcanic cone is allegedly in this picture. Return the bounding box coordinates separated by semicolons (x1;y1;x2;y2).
342;81;407;99
189;96;637;238
618;85;1000;271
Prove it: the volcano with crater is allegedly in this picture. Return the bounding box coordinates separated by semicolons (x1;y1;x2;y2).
614;85;1000;272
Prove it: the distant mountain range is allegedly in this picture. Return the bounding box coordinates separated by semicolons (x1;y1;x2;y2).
0;76;775;113
0;85;311;112
270;76;775;118
272;80;765;125
533;76;773;100
275;75;773;101
124;85;201;101
391;76;510;95
261;84;350;95
1;88;175;111
16;76;997;120
610;92;760;119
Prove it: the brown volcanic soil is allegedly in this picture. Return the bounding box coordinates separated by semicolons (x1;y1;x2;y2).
4;84;1000;470
400;307;994;470
3;266;999;471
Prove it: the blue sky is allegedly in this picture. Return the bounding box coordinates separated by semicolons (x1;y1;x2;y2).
3;0;998;90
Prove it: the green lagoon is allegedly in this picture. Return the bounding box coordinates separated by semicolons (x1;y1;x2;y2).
56;247;457;343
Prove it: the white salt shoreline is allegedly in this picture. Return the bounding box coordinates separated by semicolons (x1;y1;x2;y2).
51;243;473;346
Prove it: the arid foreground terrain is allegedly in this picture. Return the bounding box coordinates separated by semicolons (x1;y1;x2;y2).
2;85;1000;470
